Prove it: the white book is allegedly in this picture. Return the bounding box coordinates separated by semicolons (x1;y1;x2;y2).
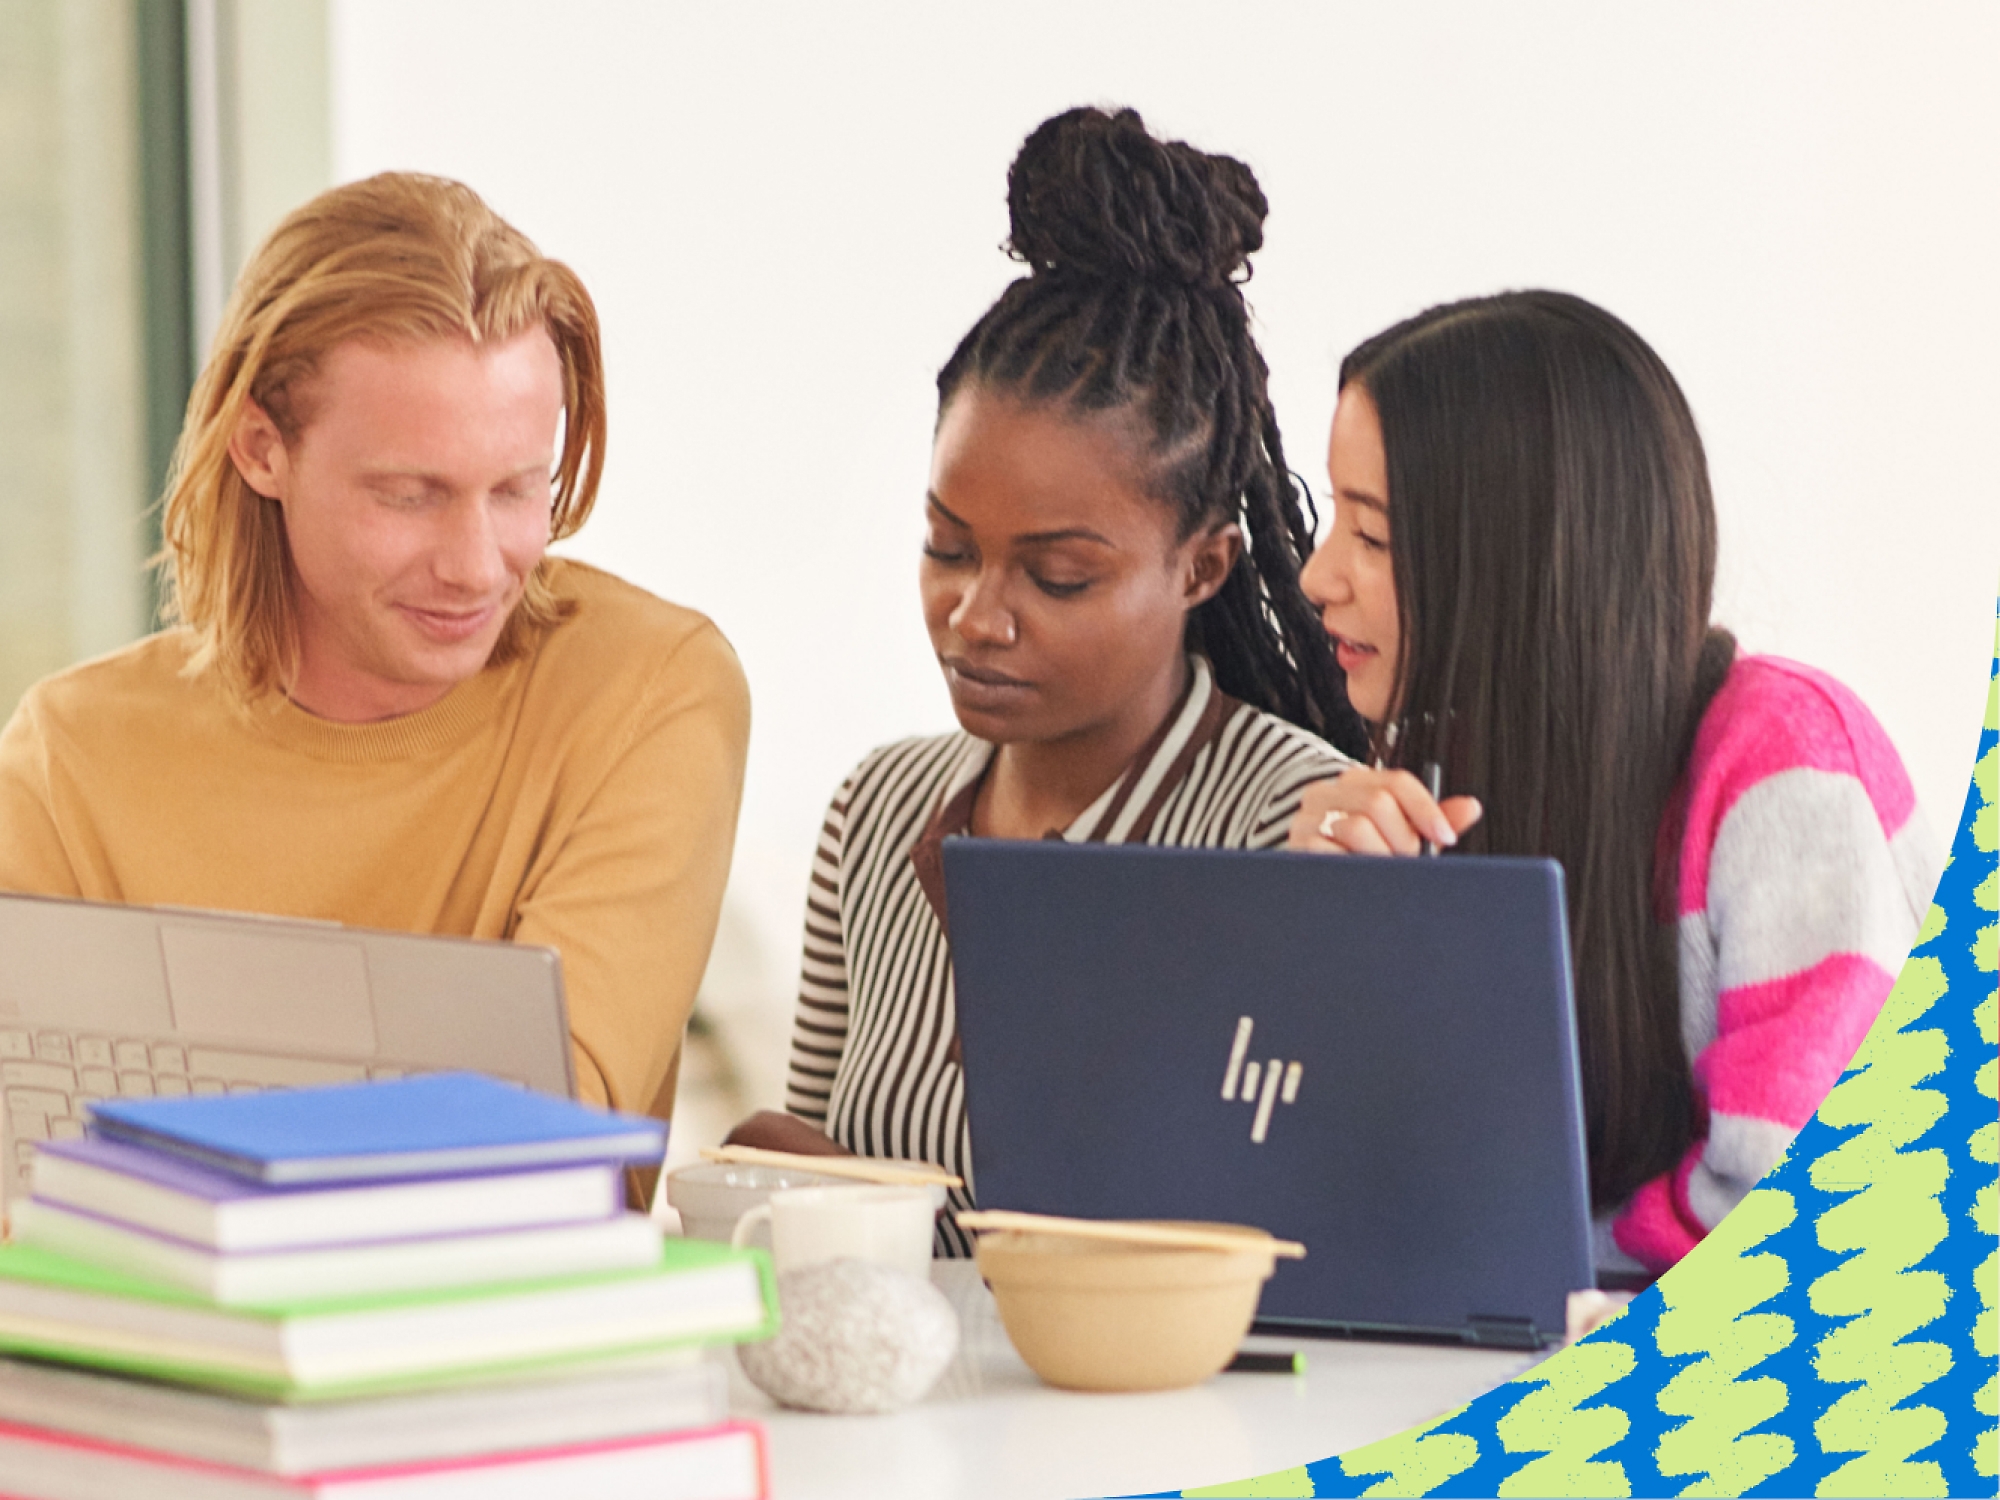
9;1200;666;1305
30;1139;622;1253
0;1352;724;1476
0;1415;766;1499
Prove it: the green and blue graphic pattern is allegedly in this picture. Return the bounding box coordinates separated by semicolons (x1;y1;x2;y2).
1148;604;1999;1500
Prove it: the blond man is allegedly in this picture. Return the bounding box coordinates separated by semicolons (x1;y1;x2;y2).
0;174;750;1131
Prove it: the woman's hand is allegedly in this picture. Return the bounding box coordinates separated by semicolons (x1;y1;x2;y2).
1287;768;1483;855
723;1110;855;1157
1563;1288;1635;1344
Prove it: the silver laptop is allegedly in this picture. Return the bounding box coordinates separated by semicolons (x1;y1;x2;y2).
0;892;572;1205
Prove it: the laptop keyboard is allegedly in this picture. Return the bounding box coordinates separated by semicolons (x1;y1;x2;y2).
2;1028;421;1198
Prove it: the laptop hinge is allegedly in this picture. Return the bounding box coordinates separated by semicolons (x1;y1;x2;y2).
1466;1315;1543;1349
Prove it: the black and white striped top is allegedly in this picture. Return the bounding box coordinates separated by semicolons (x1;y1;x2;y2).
782;657;1354;1254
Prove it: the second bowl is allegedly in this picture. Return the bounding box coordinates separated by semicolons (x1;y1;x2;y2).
974;1221;1279;1392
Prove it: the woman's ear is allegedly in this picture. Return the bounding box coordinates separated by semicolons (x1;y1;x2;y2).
227;400;291;502
1184;522;1243;607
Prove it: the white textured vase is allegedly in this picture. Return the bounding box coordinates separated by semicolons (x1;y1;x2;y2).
737;1258;960;1413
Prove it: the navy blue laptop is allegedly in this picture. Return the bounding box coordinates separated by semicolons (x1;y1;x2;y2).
942;839;1594;1348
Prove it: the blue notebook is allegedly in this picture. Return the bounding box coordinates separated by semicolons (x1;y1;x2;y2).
84;1073;666;1186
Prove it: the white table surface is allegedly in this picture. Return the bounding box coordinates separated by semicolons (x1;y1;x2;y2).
720;1261;1543;1500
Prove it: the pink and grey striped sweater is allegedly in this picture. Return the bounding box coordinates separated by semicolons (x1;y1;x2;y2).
1603;654;1941;1273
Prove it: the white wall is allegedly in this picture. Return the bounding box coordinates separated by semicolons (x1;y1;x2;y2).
330;2;2000;1108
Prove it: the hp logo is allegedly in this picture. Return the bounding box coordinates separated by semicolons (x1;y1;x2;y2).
1220;1016;1301;1144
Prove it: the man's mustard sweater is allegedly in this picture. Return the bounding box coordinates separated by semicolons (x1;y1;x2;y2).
0;559;751;1125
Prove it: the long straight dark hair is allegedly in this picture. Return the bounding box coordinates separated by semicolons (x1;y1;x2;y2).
1341;290;1737;1211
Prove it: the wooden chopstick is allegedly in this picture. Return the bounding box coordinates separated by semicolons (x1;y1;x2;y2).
954;1209;1305;1259
697;1144;963;1189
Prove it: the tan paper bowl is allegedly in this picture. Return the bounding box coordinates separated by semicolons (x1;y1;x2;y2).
974;1222;1279;1392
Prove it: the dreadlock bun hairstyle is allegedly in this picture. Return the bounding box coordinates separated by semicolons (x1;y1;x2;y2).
1004;109;1266;289
939;106;1369;757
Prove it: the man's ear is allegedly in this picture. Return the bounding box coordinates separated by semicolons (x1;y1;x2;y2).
227;400;290;501
1184;522;1243;607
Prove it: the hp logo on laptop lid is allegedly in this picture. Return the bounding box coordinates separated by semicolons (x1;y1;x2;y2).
1219;1016;1301;1144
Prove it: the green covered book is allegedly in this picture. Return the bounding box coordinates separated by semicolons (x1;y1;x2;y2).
0;1237;776;1401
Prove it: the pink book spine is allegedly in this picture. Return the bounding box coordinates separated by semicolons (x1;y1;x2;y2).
311;1419;769;1493
0;1416;770;1498
0;1420;314;1495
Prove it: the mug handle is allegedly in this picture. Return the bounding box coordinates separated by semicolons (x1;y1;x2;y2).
731;1203;774;1251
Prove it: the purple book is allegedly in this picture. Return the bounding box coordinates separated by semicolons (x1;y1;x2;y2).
30;1137;623;1254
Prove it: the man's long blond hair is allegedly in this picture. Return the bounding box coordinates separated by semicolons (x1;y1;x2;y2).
156;172;605;703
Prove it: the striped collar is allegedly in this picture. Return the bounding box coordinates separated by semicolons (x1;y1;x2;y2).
909;655;1237;931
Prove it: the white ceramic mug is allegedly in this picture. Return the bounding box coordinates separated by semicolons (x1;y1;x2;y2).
729;1184;936;1279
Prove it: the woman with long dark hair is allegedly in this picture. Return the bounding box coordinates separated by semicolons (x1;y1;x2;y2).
1290;290;1939;1274
729;106;1367;1252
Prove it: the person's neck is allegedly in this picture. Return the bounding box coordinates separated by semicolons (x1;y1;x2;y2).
973;655;1191;839
285;658;459;724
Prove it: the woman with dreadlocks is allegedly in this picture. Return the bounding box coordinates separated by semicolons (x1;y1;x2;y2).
726;105;1367;1253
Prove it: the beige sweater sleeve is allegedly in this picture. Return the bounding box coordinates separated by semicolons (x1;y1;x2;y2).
0;693;85;899
508;620;751;1121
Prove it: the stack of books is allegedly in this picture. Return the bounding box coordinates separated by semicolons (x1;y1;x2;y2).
0;1072;776;1498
